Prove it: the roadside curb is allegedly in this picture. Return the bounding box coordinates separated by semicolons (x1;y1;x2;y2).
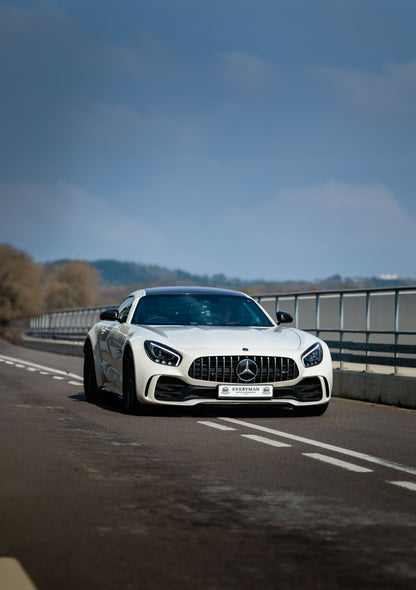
22;335;84;357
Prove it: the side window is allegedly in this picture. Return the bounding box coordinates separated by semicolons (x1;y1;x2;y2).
118;296;134;324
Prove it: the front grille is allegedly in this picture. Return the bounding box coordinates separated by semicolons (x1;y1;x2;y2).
188;356;299;384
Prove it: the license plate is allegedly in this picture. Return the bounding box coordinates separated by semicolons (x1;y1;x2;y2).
218;385;273;399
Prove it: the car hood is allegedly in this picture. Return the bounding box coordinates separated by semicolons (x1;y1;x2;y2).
139;325;304;355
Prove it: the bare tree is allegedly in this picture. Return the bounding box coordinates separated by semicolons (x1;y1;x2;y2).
44;261;99;311
0;244;43;322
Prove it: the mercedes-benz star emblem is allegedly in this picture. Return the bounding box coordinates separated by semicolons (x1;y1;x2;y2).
236;359;258;382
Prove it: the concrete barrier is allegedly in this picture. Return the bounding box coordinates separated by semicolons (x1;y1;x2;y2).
22;334;84;357
333;369;416;410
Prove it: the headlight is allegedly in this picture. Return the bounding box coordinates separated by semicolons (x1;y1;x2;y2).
144;341;182;367
302;343;323;367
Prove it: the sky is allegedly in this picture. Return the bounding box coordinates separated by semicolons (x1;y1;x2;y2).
1;0;416;282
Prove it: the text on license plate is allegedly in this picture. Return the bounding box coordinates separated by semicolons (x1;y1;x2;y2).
218;385;273;399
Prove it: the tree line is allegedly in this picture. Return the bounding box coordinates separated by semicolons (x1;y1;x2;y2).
2;243;412;325
0;244;99;323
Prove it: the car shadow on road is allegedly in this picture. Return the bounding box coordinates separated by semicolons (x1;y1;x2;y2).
68;390;314;419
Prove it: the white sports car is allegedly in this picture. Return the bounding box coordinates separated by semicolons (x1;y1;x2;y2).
84;286;332;415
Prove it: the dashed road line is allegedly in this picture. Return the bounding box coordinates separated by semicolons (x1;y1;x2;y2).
201;419;416;490
198;421;236;431
0;354;82;383
303;452;373;473
388;481;416;492
241;434;291;448
110;441;144;446
219;417;416;476
0;557;38;590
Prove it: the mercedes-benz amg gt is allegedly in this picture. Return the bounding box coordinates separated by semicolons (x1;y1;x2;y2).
83;286;332;415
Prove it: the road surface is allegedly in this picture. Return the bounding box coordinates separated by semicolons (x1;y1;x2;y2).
0;339;415;590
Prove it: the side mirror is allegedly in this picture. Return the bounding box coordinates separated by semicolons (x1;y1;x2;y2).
100;308;119;321
276;311;293;325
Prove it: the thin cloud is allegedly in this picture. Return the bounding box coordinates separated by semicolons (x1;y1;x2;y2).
0;182;168;262
219;52;279;94
70;101;209;159
0;2;70;37
306;182;405;216
315;60;416;113
0;2;171;101
218;182;416;278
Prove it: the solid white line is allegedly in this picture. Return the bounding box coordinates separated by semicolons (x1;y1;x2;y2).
198;421;236;431
389;481;416;492
0;557;38;590
219;417;416;476
0;354;82;381
303;453;373;473
242;434;291;448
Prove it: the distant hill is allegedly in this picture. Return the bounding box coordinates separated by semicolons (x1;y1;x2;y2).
43;258;416;294
92;259;230;288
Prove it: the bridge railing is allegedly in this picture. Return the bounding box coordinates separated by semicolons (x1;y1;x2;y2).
28;286;416;375
29;305;108;342
255;286;416;376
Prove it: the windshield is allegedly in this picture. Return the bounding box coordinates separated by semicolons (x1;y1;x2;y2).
132;294;273;327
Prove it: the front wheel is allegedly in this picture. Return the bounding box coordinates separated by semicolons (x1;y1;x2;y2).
84;342;101;403
122;350;142;413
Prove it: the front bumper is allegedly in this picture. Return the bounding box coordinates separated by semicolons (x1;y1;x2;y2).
142;374;331;407
131;339;333;407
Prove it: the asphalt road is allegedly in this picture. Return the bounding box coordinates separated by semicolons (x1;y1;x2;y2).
0;339;415;590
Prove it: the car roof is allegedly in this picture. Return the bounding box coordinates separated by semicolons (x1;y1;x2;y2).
131;286;248;298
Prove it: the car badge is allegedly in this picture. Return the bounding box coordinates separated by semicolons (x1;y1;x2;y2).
236;359;258;382
242;347;249;351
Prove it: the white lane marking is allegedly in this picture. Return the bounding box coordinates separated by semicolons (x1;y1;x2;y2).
0;354;82;381
219;417;416;476
304;453;373;473
0;557;38;589
198;421;236;431
389;481;416;492
110;442;144;446
242;434;291;448
52;376;65;380
68;381;83;386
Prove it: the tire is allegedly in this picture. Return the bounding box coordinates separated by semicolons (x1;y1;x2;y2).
84;342;101;403
122;350;142;413
295;402;329;417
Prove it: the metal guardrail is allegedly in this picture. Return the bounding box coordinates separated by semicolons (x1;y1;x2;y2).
255;286;416;376
29;306;108;342
28;286;416;375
